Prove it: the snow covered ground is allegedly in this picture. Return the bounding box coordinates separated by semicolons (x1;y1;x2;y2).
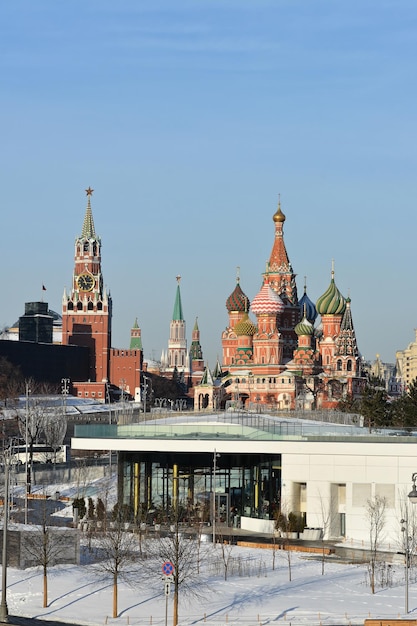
4;476;417;626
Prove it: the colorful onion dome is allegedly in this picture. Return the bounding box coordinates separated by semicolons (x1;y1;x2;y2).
299;283;317;323
273;198;286;223
234;313;257;337
251;282;284;316
226;281;250;312
295;316;314;336
316;271;346;316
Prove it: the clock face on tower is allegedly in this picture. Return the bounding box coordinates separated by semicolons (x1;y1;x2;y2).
77;273;95;292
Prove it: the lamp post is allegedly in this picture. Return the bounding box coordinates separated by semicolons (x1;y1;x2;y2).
405;472;417;614
142;376;150;415
401;506;410;615
24;381;30;525
0;452;10;622
212;449;220;544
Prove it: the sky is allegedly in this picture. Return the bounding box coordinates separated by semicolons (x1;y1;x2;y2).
1;1;417;368
4;475;417;624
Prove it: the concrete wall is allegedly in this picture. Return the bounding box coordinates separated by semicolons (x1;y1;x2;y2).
0;527;80;569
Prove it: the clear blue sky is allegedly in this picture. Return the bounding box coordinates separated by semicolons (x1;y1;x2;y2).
1;1;416;368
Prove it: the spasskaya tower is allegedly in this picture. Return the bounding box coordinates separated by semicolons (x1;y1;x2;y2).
62;188;112;387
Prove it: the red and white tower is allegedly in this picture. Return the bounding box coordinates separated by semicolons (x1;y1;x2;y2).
62;188;112;389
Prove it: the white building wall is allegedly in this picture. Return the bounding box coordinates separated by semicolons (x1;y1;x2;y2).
281;443;417;545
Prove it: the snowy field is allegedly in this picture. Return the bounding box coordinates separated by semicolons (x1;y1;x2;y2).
4;476;417;626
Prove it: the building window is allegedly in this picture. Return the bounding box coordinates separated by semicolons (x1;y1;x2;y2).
347;360;352;371
337;360;342;371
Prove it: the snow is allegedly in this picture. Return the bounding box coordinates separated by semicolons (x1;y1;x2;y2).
4;477;417;626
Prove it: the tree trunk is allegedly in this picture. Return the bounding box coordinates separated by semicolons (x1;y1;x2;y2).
113;573;118;618
173;586;178;626
43;571;48;608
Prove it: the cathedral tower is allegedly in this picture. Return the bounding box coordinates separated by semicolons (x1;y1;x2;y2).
264;199;300;361
62;188;112;384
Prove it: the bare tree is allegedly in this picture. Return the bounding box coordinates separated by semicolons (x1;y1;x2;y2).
0;356;22;408
17;391;47;494
217;534;235;581
92;509;138;618
144;507;208;626
365;495;387;594
43;412;67;464
317;489;338;575
24;496;77;607
273;507;302;582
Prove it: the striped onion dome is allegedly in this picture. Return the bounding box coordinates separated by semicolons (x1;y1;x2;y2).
226;281;250;312
251;282;284;316
234;313;257;337
295;315;314;336
316;272;346;316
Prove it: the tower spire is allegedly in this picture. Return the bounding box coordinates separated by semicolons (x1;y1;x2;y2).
81;187;96;239
172;275;184;321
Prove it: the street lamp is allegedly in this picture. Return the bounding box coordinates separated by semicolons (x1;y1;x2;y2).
212;449;220;544
142;376;151;415
404;472;417;614
0;451;11;622
24;381;31;525
401;508;410;615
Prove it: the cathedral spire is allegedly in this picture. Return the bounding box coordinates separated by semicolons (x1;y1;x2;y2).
81;187;96;239
172;275;184;321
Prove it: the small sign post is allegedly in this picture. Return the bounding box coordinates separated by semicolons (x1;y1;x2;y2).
162;561;175;626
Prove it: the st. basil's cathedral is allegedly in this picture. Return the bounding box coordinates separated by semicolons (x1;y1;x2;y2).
193;200;366;411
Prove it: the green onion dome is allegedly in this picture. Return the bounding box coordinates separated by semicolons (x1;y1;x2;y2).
226;281;250;312
316;272;346;316
295;316;314;336
234;313;257;336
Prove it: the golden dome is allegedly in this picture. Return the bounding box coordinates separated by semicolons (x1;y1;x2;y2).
273;198;286;223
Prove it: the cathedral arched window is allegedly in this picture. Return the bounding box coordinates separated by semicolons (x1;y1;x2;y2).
347;360;352;371
337;360;342;371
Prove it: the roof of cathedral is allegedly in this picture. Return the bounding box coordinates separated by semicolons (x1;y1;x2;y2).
234;313;257;336
251;281;284;316
268;199;291;271
335;297;359;357
199;365;214;386
273;199;286;223
316;270;346;316
298;282;317;323
295;315;314;336
212;359;222;379
81;192;97;239
172;276;184;321
226;281;250;312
